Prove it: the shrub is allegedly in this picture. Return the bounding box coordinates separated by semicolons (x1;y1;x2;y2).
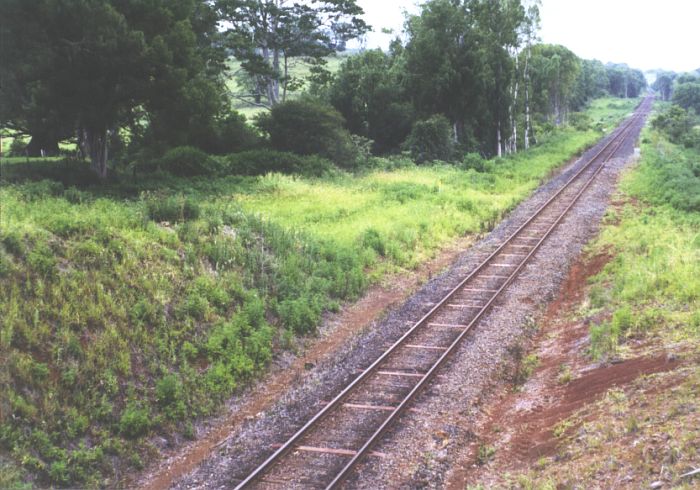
119;404;150;439
143;193;200;222
157;146;218;176
212;112;261;154
8;137;27;156
27;242;57;276
651;106;695;144
155;374;186;420
405;114;454;163
568;112;592;131
256;99;358;167
19;179;64;201
361;228;386;256
63;186;91;204
461;153;492;172
225;149;336;177
277;297;321;334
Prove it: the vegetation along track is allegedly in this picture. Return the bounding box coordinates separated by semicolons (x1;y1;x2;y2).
235;97;653;489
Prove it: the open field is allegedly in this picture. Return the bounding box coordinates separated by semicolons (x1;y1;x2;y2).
0;97;638;487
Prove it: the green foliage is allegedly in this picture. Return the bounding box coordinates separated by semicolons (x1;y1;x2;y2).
217;0;368;107
461;153;492;172
587;125;700;359
225;149;336;178
405;115;454;163
257;99;359;168
155;375;186;421
119;404;151;439
157;146;219;177
143;193;201;222
208;112;261;154
672;81;700;113
329;49;415;153
651;105;697;146
0;98;635;486
568;112;592;131
1;0;226;177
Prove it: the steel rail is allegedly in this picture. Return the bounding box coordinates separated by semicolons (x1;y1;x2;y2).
235;98;650;489
327;101;648;488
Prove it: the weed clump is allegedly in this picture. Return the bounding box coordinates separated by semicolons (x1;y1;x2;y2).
143;193;200;222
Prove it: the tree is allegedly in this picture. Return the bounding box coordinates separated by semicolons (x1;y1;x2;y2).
653;71;676;101
256;98;357;166
0;0;225;178
216;0;369;108
673;82;700;113
329;49;414;153
404;0;530;155
605;64;646;98
472;0;526;156
529;44;581;124
571;59;609;110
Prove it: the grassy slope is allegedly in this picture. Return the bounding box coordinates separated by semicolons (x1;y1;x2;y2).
0;98;637;487
504;115;700;488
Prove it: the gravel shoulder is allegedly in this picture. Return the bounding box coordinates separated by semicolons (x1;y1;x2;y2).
168;113;645;489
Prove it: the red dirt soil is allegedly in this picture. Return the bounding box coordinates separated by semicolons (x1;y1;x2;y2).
447;249;682;489
137;237;474;490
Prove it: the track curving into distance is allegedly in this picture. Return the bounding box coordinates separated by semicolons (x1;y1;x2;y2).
235;97;653;490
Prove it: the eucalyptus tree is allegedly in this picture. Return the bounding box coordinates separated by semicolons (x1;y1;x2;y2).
404;0;524;155
653;71;676;101
529;44;581;124
216;0;368;108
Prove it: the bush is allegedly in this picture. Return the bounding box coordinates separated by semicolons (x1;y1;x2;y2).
405;114;454;163
157;146;219;176
568;112;592;131
361;228;386;256
119;404;150;438
256;99;358;167
212;112;261;154
651;106;695;144
155;374;186;420
19;179;64;201
9;137;27;156
143;193;200;222
225;149;336;177
461;153;492;172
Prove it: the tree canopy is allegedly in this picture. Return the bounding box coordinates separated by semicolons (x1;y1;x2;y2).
1;0;225;177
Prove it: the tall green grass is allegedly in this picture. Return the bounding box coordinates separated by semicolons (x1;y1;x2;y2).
587;128;700;359
0;97;638;487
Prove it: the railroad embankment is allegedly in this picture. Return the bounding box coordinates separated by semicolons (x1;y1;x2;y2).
451;118;700;489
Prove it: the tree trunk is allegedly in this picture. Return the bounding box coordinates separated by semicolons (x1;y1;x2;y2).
282;53;289;102
524;44;532;149
80;127;109;179
496;125;502;158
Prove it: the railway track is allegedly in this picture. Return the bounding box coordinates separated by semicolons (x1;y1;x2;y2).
235;97;653;489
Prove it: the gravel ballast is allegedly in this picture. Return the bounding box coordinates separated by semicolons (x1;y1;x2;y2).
174;111;647;489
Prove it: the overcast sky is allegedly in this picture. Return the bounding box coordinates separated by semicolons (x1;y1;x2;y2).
352;0;700;73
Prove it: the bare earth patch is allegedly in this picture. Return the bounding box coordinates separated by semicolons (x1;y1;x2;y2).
446;226;694;489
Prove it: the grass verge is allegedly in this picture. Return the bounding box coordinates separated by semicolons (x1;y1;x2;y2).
0;98;637;487
500;109;700;488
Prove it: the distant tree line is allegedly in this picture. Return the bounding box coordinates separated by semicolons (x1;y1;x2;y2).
651;69;700;150
1;0;647;179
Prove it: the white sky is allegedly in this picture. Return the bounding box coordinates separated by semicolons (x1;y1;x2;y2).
352;0;699;73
